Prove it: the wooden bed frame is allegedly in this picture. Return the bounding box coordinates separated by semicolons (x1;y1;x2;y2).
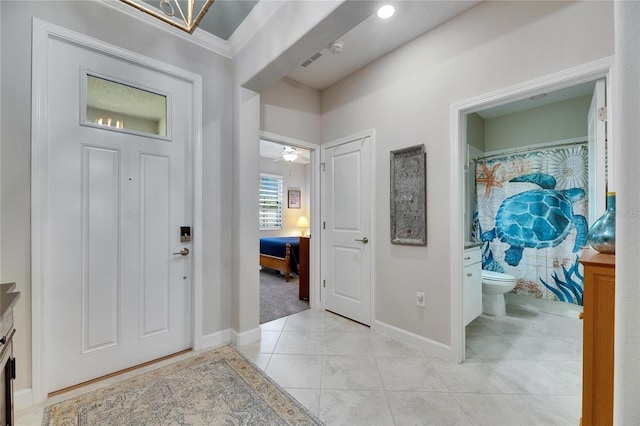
259;243;292;281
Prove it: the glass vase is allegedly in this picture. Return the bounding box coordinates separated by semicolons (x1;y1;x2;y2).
587;192;616;254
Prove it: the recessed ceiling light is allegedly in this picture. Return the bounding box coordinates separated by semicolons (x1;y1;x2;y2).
377;5;395;19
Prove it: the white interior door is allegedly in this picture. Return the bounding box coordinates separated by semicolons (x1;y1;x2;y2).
322;136;372;325
44;37;192;392
587;79;607;224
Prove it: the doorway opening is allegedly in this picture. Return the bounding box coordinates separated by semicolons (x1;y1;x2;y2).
258;137;313;324
450;58;614;366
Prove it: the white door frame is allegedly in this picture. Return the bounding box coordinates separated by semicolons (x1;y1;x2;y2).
31;18;203;403
321;129;376;325
449;57;614;363
259;131;322;309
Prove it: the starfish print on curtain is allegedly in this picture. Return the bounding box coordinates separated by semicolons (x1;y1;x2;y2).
477;162;503;196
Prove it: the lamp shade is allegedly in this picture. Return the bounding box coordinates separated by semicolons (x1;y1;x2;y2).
296;216;310;228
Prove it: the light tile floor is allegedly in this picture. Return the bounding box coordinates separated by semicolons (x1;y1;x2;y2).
17;304;582;426
238;306;582;426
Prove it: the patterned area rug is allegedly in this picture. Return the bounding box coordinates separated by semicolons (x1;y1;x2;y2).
42;346;322;425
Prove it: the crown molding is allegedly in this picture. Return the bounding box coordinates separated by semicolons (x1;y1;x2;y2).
92;0;232;58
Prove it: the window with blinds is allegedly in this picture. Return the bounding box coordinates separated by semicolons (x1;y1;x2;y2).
259;173;283;230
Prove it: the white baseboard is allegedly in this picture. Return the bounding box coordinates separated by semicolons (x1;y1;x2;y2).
373;320;452;360
230;327;261;346
15;388;34;411
505;293;582;318
200;329;232;350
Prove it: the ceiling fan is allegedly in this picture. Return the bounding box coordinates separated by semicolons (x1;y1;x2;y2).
279;146;298;162
260;139;310;164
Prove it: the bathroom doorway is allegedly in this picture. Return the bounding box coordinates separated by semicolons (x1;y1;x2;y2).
451;61;613;424
450;58;614;364
466;80;605;316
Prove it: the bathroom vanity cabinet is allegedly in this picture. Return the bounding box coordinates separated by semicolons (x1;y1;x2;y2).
463;246;482;325
579;249;615;426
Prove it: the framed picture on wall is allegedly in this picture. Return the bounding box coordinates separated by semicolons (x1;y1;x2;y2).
390;144;427;245
288;190;301;209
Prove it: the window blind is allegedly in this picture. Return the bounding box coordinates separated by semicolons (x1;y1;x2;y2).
259;173;283;230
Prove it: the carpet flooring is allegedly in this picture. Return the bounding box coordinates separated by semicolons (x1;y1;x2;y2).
42;346;322;425
260;269;309;324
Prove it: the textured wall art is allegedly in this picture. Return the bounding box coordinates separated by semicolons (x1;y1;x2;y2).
472;143;588;305
390;144;427;245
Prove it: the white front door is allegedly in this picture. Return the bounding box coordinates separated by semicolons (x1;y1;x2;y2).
322;135;372;325
44;36;192;392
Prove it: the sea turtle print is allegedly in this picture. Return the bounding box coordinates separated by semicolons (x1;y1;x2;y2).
481;173;588;266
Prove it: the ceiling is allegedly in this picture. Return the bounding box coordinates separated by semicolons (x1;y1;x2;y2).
133;1;598;138
285;1;481;90
140;0;481;90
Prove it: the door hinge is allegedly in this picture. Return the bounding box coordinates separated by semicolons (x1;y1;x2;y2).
323;279;326;288
321;162;326;171
323;221;326;230
598;107;607;122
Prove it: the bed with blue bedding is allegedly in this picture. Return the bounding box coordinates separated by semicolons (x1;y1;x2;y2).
259;237;300;281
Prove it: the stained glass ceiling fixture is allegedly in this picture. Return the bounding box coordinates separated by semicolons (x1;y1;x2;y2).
120;0;215;34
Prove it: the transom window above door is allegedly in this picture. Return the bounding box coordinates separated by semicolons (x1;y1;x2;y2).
82;72;169;139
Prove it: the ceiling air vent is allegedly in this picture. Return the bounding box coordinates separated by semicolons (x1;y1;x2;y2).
301;52;323;68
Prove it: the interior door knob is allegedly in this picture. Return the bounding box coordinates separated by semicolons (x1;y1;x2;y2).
173;248;190;256
355;237;369;244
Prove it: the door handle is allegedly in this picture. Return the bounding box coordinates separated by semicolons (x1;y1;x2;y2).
173;248;190;256
355;237;369;244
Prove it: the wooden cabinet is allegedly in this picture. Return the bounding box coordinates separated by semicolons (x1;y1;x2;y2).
299;237;310;300
464;246;483;325
0;283;19;426
579;249;615;426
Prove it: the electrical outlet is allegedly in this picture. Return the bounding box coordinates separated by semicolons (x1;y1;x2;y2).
416;291;425;307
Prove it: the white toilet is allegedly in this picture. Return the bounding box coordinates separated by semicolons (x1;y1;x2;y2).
481;270;517;316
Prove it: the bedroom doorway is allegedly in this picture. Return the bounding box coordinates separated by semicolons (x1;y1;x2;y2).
259;136;315;323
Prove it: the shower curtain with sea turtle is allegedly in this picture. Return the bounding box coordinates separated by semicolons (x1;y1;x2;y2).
472;143;588;306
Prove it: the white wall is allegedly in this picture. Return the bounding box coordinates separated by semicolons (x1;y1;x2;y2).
613;1;640;423
484;95;591;152
466;113;485;152
259;158;310;238
230;0;357;337
0;0;233;393
259;78;317;238
320;1;614;345
261;78;322;144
